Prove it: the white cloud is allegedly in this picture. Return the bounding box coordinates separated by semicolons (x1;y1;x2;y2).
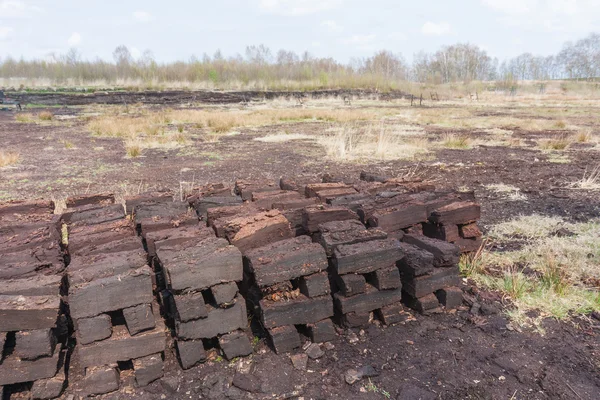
0;26;14;40
481;0;600;33
67;32;81;46
259;0;342;16
388;32;407;41
0;0;42;18
321;19;343;33
133;10;155;22
421;21;452;36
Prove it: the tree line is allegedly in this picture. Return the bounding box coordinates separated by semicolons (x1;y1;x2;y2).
1;33;599;89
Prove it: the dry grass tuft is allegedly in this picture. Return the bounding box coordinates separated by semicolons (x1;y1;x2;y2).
440;133;471;149
124;139;142;158
574;165;600;190
539;134;571;151
574;129;592;143
0;151;20;167
38;111;54;121
15;114;34;123
484;183;527;201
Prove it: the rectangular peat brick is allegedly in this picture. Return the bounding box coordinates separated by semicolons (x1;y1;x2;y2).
367;266;401;290
0;222;61;254
0;274;62;296
145;225;214;257
77;322;166;368
14;328;56;360
454;237;483;253
459;222;482;239
81;366;119;397
0;199;55;223
30;369;66;399
333;285;402;315
429;201;481;225
123;303;156;336
317;219;387;256
76;314;112;345
0;294;60;332
376;303;409;325
0;349;60;386
332;238;403;275
192;196;243;219
69;268;153;319
260;295;333;328
219;330;253;360
124;190;173;214
272;197;318;211
175;298;247;339
366;201;427;232
66;194;115;209
422;223;460;242
306;319;336;343
336;273;366;296
360;171;389;183
235;180;279;201
176;339;206;370
404;293;440;314
281;208;307;236
219;210;293;253
435;287;463;309
397;243;435;277
316;187;358;202
0;246;64;280
244;236;328;288
402;267;461;298
267;325;301;354
70;236;142;257
341;312;371;328
211;282;239;305
67;250;148;285
173;292;208;322
156;237;242;292
252;190;304;209
302;205;359;233
133;353;164;386
62;204;125;227
298;272;330;298
402;234;460;267
305;183;353;198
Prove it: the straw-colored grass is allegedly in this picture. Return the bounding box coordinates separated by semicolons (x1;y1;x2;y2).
573;165;600;190
38;111;54;121
0;151;20;167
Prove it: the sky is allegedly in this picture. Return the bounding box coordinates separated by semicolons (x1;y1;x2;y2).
1;0;600;64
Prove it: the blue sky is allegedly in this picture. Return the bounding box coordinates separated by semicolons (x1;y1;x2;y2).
1;0;599;63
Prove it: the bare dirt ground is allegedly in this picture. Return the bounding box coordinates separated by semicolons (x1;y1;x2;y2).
1;91;599;399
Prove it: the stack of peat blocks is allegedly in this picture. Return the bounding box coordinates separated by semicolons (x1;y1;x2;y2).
0;200;66;400
63;194;166;397
135;195;252;370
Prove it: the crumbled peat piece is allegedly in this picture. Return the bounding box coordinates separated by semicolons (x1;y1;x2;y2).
360;171;389;183
76;314;112;345
366;266;401;290
66;194;115;209
422;222;460;242
435;287;463;309
219;330;253;360
234;180;279;201
81;366;120;397
459;222;482;238
192;195;243;219
402;234;460;268
251;190;305;209
124;190;173;214
404;293;440;314
332;239;403;275
298;272;330;298
365;200;428;233
175;298;247;339
397;243;435;277
68;267;154;319
244;236;328;288
302;205;359;233
0;294;60;332
306;319;337;343
316;187;359;202
333;284;402;315
336;273;366;296
327;193;372;211
145;224;214;257
62;204;125;227
376;303;409;325
429;201;481;225
305;182;355;198
401;267;461;298
156;237;242;292
260;295;333;329
218;210;294;253
317;219;387;256
268;325;301;354
133;353;164;386
176;339;206;370
260;281;296;301
14;328;57;360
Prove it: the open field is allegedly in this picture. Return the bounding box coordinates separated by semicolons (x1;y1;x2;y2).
1;87;600;399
